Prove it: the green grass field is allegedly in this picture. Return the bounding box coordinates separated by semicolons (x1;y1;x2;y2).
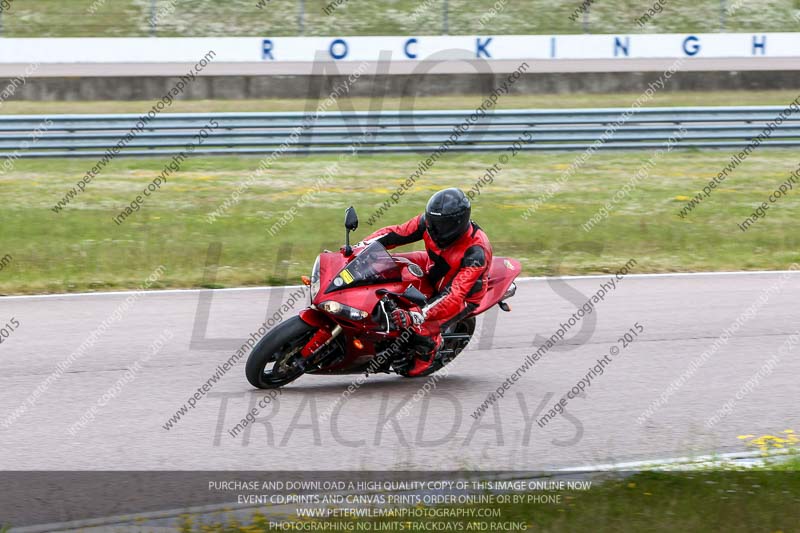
1;0;798;37
3;90;800;116
2;146;799;295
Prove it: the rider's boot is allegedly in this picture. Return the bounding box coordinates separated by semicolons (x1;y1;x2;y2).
406;332;442;377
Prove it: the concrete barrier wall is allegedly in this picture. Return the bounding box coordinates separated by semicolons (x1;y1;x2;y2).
3;70;800;102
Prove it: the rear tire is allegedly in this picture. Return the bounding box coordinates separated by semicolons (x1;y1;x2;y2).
245;316;316;389
440;316;476;364
400;317;475;378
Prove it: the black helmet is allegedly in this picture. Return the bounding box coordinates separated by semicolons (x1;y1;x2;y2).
424;188;472;248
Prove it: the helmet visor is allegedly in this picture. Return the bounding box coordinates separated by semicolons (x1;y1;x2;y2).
426;214;466;248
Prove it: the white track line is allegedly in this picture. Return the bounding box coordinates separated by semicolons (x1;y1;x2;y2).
556;448;792;472
4;269;800;301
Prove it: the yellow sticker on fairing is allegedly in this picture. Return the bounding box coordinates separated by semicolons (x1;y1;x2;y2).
340;269;354;284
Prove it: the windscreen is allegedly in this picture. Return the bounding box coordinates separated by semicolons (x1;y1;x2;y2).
325;242;402;293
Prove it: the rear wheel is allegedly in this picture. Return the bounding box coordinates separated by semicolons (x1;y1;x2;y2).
440;316;476;364
400;317;475;378
245;316;316;389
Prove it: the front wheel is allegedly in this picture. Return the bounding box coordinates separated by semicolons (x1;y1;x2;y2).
245;316;316;389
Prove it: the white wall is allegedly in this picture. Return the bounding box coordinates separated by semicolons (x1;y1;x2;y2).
1;33;798;64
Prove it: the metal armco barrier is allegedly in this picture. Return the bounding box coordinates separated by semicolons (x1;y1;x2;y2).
2;106;800;158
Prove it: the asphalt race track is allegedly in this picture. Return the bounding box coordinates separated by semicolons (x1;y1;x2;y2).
1;271;798;471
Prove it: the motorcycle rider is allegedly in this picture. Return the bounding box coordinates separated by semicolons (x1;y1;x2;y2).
361;188;493;377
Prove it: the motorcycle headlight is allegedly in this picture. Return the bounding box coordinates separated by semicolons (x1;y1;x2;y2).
309;256;321;303
318;300;369;321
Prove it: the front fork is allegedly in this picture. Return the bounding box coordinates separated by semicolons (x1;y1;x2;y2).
298;308;342;358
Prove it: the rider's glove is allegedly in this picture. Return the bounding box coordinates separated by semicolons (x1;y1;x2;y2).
390;307;425;329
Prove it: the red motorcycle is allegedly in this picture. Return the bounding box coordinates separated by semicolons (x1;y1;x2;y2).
245;207;521;389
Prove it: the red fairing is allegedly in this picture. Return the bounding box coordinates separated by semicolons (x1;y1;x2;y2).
473;257;521;315
298;308;333;329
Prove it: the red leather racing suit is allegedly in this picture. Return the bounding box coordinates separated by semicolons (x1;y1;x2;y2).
363;214;493;335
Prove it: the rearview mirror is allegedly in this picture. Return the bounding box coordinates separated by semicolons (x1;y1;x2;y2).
345;206;359;231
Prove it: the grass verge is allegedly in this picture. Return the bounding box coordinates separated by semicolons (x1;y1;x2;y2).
2;149;799;294
4;91;800;116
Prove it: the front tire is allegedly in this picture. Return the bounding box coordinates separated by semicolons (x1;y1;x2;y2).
245;316;316;389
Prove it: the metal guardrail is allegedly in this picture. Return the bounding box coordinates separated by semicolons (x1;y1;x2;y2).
2;106;799;158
